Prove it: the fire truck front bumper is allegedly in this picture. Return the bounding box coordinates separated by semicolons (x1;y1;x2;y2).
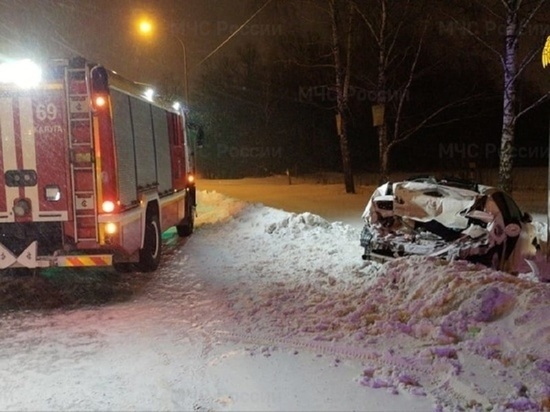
0;241;113;269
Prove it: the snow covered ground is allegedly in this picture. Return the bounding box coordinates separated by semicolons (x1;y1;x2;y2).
0;176;549;411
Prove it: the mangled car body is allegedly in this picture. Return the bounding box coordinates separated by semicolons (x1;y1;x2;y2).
360;177;538;273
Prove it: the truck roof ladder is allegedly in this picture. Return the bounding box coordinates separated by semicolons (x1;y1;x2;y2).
65;65;99;243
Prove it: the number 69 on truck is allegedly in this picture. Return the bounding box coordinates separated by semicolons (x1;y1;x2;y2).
0;57;201;273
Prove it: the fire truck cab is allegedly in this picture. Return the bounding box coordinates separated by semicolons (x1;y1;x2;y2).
0;57;197;273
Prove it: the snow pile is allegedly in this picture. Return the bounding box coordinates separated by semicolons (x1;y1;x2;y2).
1;187;548;412
195;190;550;411
195;191;368;287
265;212;357;243
195;190;249;225
369;257;544;339
266;212;330;233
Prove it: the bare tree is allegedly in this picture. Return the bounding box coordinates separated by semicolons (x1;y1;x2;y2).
329;0;355;193
354;0;477;182
354;0;420;182
498;0;549;192
445;0;550;192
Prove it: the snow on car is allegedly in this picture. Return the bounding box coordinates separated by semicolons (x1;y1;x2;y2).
360;176;538;273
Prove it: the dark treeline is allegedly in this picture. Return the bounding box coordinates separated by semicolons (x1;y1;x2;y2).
1;0;546;186
0;0;546;186
190;0;550;183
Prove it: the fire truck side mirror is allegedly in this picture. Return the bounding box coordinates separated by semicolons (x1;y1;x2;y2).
90;66;109;93
187;122;204;148
196;127;204;149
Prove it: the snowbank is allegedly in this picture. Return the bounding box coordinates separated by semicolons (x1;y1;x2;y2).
195;190;550;411
0;188;548;412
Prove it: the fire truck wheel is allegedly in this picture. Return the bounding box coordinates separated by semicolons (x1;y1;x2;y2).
137;214;162;272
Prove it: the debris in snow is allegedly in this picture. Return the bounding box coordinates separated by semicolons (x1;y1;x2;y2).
504;397;539;411
473;286;516;322
536;359;550;373
397;373;419;386
431;347;458;359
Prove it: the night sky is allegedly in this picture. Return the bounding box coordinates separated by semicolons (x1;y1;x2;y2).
0;1;548;177
0;0;285;88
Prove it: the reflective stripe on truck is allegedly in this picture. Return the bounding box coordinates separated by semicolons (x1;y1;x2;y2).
0;241;112;269
57;255;112;267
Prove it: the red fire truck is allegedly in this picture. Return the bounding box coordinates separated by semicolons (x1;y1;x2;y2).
0;57;197;273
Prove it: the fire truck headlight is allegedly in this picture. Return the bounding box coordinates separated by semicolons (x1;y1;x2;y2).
104;222;118;235
102;200;115;213
13;199;31;217
94;95;107;108
45;185;61;201
0;59;42;88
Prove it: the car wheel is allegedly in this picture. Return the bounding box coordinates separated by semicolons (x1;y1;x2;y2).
490;250;501;270
485;245;503;270
470;245;503;271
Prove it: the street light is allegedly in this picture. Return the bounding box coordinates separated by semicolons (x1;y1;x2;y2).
138;20;153;35
172;34;189;105
136;17;189;105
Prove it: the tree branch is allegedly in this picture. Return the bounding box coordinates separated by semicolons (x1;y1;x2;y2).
519;0;546;35
515;40;544;80
351;1;380;45
473;0;505;20
391;95;480;147
517;92;550;119
343;0;353;104
441;12;504;65
499;0;515;13
392;23;426;142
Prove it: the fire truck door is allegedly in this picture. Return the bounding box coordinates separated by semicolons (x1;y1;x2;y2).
0;86;70;222
168;113;186;190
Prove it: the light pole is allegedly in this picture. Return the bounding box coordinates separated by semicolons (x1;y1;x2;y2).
172;34;189;105
137;17;189;105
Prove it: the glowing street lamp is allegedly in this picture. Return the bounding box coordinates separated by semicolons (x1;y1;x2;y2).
138;20;153;35
136;17;189;105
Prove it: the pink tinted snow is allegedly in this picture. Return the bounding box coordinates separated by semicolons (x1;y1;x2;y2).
197;190;550;410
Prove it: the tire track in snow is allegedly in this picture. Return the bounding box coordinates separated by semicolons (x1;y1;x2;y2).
212;329;493;410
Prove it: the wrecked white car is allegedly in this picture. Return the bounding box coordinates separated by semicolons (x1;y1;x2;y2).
360;177;538;273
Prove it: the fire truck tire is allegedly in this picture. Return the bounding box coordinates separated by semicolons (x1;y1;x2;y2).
137;214;162;272
177;205;195;237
